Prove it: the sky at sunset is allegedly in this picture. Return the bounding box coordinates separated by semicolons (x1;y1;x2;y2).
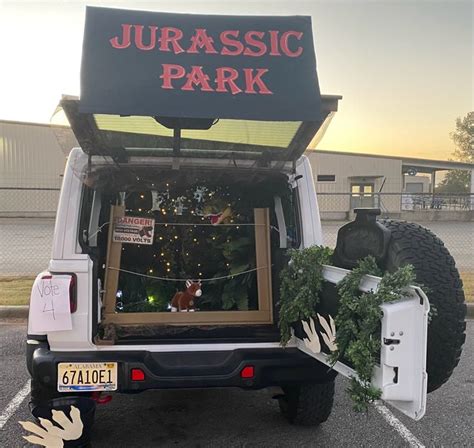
0;0;472;160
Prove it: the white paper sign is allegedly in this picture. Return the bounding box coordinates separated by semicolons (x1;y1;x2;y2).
113;216;155;245
29;276;73;333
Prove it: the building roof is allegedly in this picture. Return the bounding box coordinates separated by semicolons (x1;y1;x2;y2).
311;149;474;172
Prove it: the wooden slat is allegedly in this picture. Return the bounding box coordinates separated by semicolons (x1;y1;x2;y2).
102;310;272;325
254;208;273;318
103;205;125;315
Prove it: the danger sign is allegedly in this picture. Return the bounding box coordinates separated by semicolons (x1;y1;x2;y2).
113;216;155;245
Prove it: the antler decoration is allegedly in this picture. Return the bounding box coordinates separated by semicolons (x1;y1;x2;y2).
301;314;337;354
302;317;321;353
19;405;83;448
317;313;338;352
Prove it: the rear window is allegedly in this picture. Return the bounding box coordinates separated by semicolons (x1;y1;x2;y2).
80;166;298;324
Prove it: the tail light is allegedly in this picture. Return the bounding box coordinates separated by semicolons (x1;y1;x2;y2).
131;368;145;381
69;274;77;313
240;366;255;379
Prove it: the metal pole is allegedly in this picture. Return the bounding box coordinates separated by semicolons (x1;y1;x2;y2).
470;168;474;210
431;171;436;208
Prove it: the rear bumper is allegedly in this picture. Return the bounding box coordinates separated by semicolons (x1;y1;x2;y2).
28;343;336;392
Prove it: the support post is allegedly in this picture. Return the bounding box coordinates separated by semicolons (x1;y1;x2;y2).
470;168;474;210
103;205;125;315
431;170;436;208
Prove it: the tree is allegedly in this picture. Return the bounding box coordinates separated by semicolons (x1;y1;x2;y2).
436;170;470;193
436;112;473;193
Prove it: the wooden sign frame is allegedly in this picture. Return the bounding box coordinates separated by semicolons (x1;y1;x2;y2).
102;207;273;326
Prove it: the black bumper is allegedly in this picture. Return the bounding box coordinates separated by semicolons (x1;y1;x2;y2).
28;343;336;392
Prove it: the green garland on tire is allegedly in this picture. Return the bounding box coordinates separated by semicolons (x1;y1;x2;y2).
328;256;415;411
279;247;416;412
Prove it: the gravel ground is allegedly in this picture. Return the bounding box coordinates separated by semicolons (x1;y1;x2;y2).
0;321;472;447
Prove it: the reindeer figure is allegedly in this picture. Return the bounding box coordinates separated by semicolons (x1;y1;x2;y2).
171;280;202;312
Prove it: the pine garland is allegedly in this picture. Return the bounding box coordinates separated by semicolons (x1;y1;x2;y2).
278;248;417;412
329;256;416;412
278;246;333;345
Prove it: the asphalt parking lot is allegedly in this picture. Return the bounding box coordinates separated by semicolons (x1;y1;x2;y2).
1;320;472;447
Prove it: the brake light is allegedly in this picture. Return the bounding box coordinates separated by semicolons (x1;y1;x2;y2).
240;366;255;379
131;368;145;381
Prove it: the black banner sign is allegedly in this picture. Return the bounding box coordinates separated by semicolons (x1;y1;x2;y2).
80;6;322;121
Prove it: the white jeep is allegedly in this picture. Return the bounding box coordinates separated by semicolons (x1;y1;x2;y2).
26;95;466;432
26;6;466;440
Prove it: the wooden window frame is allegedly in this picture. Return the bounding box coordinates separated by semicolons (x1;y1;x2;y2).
102;206;273;325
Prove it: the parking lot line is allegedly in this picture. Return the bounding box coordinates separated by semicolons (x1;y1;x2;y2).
374;401;425;448
0;380;30;430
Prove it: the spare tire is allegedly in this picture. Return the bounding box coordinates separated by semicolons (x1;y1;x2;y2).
379;219;466;392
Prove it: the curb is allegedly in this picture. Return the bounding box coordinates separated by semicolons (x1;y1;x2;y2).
0;305;29;319
0;304;473;319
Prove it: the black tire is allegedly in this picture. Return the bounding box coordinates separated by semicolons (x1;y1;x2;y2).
278;381;335;426
379;219;467;392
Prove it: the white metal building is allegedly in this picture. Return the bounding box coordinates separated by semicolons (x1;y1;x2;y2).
0;120;77;217
1;119;473;219
307;150;474;219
